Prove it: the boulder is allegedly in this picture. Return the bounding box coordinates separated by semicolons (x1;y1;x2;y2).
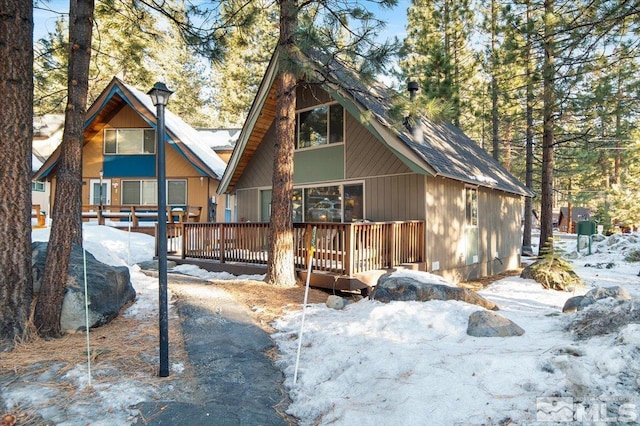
32;242;136;333
371;274;498;310
562;286;631;313
566;298;640;339
326;295;346;310
467;310;525;337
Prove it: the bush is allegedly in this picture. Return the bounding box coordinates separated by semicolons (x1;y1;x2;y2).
520;257;584;291
624;249;640;262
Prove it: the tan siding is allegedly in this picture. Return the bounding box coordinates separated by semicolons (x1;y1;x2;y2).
364;174;425;221
236;124;275;190
425;177;523;282
345;114;412;179
478;189;523;273
425;177;466;277
108;106;148;127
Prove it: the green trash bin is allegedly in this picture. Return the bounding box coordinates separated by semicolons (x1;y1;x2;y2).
577;220;596;254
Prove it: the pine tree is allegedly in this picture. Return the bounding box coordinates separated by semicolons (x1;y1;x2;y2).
209;0;277;126
35;0;94;337
0;0;33;343
35;0;213;126
399;0;475;127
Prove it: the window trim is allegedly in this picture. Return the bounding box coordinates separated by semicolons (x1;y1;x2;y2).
465;186;478;228
292;181;365;223
295;102;345;151
104;128;156;155
120;179;187;205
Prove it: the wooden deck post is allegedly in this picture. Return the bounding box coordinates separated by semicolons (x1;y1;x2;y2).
345;223;354;276
220;223;226;263
181;223;187;259
389;222;397;268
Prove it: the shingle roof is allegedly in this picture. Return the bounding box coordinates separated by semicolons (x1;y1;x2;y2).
316;53;533;197
221;50;533;197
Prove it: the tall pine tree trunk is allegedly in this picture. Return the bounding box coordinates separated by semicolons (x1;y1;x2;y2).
522;1;535;254
539;0;555;255
35;0;94;336
265;0;297;287
0;0;33;343
490;0;499;161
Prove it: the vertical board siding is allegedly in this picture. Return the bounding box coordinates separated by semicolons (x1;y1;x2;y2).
235;124;275;190
425;177;466;274
346;114;411;179
236;189;260;222
364;174;425;221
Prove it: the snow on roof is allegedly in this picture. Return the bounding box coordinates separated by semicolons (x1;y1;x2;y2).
123;82;228;179
32;153;44;172
197;129;240;150
33;114;65;138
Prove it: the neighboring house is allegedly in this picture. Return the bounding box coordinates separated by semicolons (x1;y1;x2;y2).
34;77;230;226
558;207;591;233
198;128;241;222
32;114;65;215
219;51;534;282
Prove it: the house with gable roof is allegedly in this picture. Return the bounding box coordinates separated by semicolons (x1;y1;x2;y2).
34;77;232;228
218;51;534;282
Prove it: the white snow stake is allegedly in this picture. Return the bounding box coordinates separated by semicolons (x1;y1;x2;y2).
293;226;317;385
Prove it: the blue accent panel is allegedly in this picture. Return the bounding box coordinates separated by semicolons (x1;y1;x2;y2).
103;155;156;177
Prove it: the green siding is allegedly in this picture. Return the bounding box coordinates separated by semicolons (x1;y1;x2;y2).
293;145;344;184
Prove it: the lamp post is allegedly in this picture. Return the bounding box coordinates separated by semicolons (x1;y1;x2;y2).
148;82;173;377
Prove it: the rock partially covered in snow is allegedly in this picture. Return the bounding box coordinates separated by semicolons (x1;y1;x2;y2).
32;242;136;333
562;286;631;313
467;310;524;337
371;274;499;310
326;295;346;310
566;298;640;339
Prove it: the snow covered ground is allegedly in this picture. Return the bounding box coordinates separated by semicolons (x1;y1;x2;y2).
3;225;639;425
272;232;640;425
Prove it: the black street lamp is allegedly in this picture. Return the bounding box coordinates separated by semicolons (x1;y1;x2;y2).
148;82;173;377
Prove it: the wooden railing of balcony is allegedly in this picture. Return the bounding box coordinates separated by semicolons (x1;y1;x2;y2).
82;205;202;227
163;221;425;276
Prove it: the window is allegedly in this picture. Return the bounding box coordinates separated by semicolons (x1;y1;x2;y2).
32;181;45;192
104;129;155;154
296;103;344;149
121;179;186;205
465;187;478;227
295;184;363;223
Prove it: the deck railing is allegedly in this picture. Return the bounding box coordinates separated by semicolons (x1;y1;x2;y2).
164;221;425;276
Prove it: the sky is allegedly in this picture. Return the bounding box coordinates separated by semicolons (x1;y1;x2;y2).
3;223;639;424
32;0;411;43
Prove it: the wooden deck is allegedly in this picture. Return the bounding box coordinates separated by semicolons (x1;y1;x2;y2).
162;221;426;292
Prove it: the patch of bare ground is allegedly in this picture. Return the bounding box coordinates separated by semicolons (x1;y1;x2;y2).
457;267;524;291
191;277;330;333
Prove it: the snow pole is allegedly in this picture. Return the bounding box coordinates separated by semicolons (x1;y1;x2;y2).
82;245;92;387
128;211;132;265
293;226;317;385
